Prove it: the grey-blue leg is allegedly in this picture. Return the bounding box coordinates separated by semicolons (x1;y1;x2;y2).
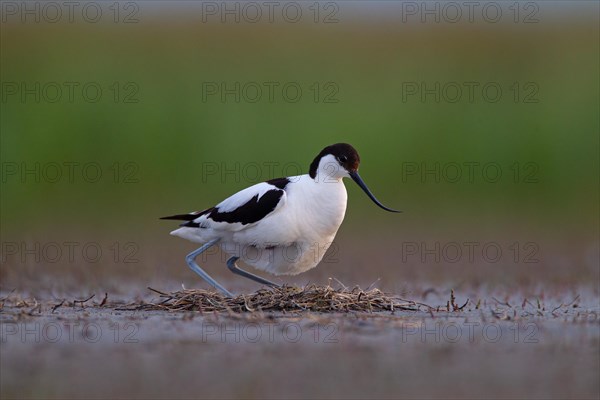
226;256;280;288
185;239;233;297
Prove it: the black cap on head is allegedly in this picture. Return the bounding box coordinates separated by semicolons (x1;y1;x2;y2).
309;143;360;179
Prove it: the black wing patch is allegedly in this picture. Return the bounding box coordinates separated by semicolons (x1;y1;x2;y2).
208;189;284;225
266;177;290;190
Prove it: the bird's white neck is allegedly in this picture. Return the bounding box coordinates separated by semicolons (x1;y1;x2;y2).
312;154;347;183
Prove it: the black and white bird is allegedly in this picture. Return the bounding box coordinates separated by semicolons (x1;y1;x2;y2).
161;143;400;296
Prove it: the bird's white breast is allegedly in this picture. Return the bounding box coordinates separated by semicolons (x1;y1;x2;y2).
231;174;347;275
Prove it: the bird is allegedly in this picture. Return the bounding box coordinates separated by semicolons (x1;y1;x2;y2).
161;143;400;297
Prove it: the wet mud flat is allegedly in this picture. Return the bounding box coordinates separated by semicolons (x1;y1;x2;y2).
1;287;599;399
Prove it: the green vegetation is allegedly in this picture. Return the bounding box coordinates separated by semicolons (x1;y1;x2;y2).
1;12;598;237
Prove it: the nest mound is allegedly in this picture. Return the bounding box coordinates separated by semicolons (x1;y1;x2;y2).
134;285;431;313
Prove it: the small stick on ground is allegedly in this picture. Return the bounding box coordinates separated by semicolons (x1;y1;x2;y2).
365;278;381;291
564;294;581;308
0;288;16;302
148;287;168;296
51;300;66;313
492;297;511;307
73;294;95;307
99;293;108;307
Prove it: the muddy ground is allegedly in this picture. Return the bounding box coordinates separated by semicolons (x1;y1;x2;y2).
1;286;598;399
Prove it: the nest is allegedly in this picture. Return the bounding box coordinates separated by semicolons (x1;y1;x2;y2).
131;285;432;313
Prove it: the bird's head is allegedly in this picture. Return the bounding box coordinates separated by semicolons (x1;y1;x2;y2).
309;143;401;213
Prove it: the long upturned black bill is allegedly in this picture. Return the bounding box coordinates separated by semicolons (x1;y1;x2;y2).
349;171;401;213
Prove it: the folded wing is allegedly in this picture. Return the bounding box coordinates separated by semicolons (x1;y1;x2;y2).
161;179;289;230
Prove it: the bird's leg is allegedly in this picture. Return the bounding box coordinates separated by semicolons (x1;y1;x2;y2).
185;239;234;297
226;256;281;288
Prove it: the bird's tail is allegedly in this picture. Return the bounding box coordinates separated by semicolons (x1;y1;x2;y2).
159;208;214;221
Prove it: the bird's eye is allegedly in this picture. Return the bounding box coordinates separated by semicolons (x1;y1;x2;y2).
339;155;348;162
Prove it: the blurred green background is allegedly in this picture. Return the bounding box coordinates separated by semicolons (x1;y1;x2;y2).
1;1;598;293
